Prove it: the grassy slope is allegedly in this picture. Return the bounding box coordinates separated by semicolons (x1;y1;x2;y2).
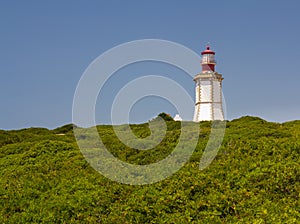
0;117;299;223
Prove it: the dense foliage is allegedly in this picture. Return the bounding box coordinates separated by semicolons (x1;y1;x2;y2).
155;112;174;122
0;116;299;223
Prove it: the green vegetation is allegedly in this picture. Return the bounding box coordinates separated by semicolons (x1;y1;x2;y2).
0;116;299;223
155;112;174;121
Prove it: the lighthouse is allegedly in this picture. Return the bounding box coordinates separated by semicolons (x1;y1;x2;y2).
193;44;224;121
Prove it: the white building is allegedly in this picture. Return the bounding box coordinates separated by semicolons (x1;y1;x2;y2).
173;114;182;121
193;45;224;121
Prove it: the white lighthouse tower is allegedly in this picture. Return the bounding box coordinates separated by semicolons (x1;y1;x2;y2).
193;44;224;122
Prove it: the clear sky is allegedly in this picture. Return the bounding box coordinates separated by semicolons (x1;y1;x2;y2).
1;0;300;130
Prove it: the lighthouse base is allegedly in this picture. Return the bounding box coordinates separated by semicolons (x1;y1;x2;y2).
193;102;224;121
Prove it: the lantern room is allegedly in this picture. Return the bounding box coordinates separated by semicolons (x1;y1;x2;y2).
201;45;216;72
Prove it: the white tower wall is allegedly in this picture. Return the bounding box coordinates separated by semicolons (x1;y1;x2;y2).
193;73;224;122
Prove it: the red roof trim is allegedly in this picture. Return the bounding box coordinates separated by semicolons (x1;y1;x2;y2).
201;51;215;55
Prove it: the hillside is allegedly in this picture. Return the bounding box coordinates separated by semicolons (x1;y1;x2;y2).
0;116;299;223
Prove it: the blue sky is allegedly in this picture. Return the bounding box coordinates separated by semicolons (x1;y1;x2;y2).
1;1;300;129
